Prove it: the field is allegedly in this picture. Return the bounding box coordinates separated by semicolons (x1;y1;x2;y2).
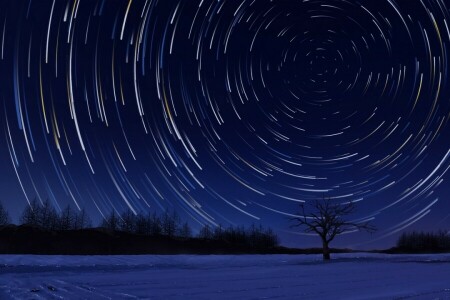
1;253;450;299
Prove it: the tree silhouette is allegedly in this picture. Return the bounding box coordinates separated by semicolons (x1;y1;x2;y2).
101;210;120;231
178;222;192;239
39;199;59;230
20;198;41;226
148;212;162;236
59;205;75;230
134;213;150;235
161;210;180;238
291;197;375;260
0;202;10;226
20;199;59;230
397;230;450;252
198;224;213;239
119;209;137;233
73;208;92;229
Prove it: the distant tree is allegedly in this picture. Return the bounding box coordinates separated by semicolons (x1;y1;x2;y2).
119;209;137;233
161;210;180;238
178;222;192;239
39;199;59;230
58;205;91;230
73;208;92;229
262;227;279;248
101;210;120;231
20;199;59;230
148;212;162;236
248;224;277;248
134;213;150;235
0;202;10;226
291;197;375;260
397;230;450;252
213;224;224;240
222;225;246;245
248;224;262;248
197;223;279;249
20;198;41;226
58;205;75;230
198;224;213;239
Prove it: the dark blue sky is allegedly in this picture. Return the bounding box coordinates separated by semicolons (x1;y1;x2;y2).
0;0;449;249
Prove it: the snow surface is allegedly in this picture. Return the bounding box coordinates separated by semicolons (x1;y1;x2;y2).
1;253;450;299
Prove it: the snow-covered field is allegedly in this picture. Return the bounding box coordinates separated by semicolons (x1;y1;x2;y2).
1;253;450;299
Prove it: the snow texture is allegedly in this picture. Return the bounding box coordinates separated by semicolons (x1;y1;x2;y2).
0;253;450;299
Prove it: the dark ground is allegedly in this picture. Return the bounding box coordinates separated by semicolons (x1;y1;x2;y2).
0;224;354;255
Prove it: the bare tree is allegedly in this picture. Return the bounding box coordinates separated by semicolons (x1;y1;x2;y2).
291;197;375;260
58;206;91;230
59;205;75;230
39;199;59;230
178;222;192;239
161;210;180;238
0;202;10;226
148;212;162;236
198;224;213;239
101;211;119;231
119;209;137;233
135;213;150;235
73;208;92;229
20;199;59;230
20;198;41;226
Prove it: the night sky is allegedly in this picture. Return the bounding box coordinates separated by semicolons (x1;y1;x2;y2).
0;0;449;249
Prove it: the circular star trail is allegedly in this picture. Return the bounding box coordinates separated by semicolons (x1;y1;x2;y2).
0;0;449;245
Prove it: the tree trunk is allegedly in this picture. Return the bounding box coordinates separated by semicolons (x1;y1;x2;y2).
322;240;331;260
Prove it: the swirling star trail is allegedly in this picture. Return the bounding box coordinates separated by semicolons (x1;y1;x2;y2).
0;0;449;247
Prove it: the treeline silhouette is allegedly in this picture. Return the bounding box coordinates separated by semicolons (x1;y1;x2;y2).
0;202;9;226
99;209;278;249
100;209;190;238
198;224;279;250
396;230;450;253
0;201;281;254
20;199;92;231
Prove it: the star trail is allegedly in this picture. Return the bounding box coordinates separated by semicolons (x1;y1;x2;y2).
0;0;449;247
